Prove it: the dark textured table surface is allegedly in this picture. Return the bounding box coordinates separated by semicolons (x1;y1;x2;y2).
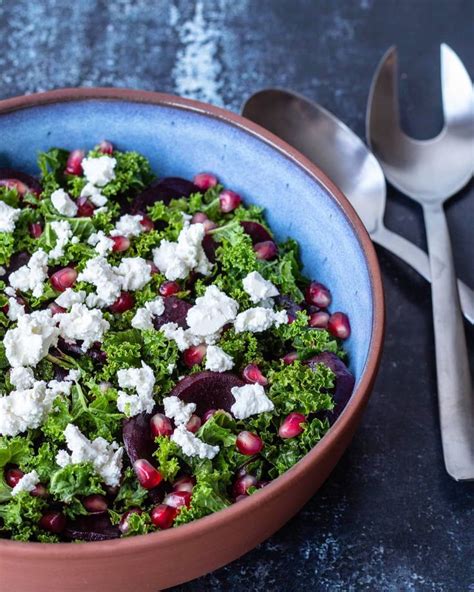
1;1;473;590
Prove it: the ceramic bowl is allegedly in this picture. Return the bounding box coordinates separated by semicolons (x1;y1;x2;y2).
0;89;384;592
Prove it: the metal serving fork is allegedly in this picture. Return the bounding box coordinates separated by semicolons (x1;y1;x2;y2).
367;44;474;481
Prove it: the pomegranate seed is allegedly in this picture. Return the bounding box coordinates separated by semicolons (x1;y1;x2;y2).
279;413;307;439
5;467;24;487
111;235;130;252
232;474;257;497
282;351;298;365
31;483;48;498
50;267;77;292
109;291;135;313
150;413;173;438
328;312;351;339
39;511;66;534
76;196;95;217
309;311;330;328
48;302;66;315
183;344;206;368
82;494;108;513
140;215;154;232
236;431;264;455
219;189;242;213
193;172;218;190
133;459;163;489
163;490;192;509
305;281;331;308
242;364;268;386
191;212;208;224
202;409;217;423
65;149;85;176
29;222;43;238
150;504;178;529
98;140;114;155
159;281;180;297
185;414;202;433
254;240;278;260
119;507;142;534
172;475;195;493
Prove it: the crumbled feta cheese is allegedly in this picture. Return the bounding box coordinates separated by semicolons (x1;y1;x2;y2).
131;297;165;330
10;366;35;390
111;214;144;238
6;296;25;321
242;271;279;304
80;182;108;207
0;265;5;275
234;307;288;333
5;286;15;296
57;303;110;351
11;470;40;496
171;424;220;459
9;249;49;297
48;220;73;260
116;362;155;416
88;230;114;256
205;345;234;373
0;381;57;436
186;285;239;337
93;206;108;216
167;362;176;374
116;257;152;291
56;424;123;487
163;395;196;425
47;378;73;397
230;384;275;420
153;222;212;281
50;188;78;217
159;322;202;352
54;288;86;309
4;310;59;367
81;155;117;187
77;256;122;307
0;201;21;233
65;369;81;382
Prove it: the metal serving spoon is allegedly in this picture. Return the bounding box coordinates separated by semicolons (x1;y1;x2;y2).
241;88;474;324
367;44;474;481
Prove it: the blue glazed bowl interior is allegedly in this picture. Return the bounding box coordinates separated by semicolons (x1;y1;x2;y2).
0;98;373;386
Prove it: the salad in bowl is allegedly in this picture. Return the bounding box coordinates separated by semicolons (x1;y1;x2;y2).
0;142;354;542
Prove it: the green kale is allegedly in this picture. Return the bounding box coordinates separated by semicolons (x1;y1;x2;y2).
0;492;47;541
0;436;33;501
153;436;181;481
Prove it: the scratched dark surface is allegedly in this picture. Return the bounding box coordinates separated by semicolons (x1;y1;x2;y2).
0;1;473;590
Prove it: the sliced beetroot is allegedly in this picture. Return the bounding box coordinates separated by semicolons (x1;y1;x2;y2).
6;250;30;275
123;411;155;464
130;177;199;214
0;168;42;197
275;295;304;320
170;371;245;416
64;514;121;541
202;234;217;263
240;221;273;245
152;296;191;330
305;352;355;423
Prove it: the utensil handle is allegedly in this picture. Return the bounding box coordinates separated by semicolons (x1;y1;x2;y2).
373;226;474;324
422;202;474;481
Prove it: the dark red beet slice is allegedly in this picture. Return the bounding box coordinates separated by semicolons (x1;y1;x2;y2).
202;234;217;263
305;352;355;423
275;295;304;319
130;177;199;214
123;411;155;464
64;514;121;541
6;251;30;275
240;221;273;245
171;371;245;416
152;296;191;330
0;168;42;197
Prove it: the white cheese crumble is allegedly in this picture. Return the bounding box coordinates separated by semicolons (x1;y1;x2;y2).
171;424;220;459
116;362;156;416
78;256;122;307
57;303;110;352
88;230;114;256
10;366;35;390
10;470;40;496
6;296;25;321
0;381;57;436
153;222;212;281
111;214;144;238
56;424;123;487
48;220;73;260
234;307;288;333
54;288;86;309
0;201;21;233
205;345;234;373
163;395;196;425
50;188;78;217
242;271;279;304
116;257;152;291
4;310;59;367
186;285;239;337
9;249;49;297
131;297;165;330
80;182;108;207
230;384;275;420
81;155;117;187
159;322;203;352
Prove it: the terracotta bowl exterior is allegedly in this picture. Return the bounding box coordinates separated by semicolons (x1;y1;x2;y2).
0;89;384;592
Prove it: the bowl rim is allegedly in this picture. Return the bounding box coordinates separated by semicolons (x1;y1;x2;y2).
0;88;384;557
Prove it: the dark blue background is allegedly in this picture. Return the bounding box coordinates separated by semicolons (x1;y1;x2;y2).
1;1;473;590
